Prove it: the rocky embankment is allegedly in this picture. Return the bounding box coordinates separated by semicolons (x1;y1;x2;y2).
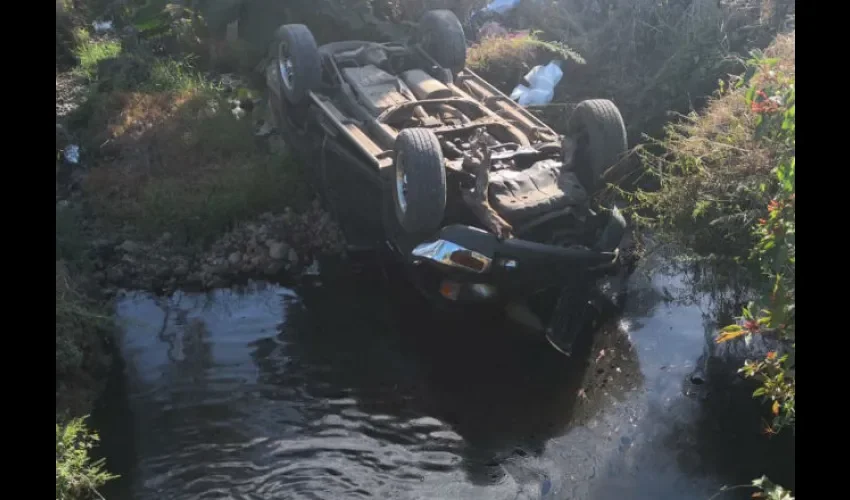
87;202;345;292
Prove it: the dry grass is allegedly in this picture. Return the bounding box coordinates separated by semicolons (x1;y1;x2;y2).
638;31;794;257
82;87;308;245
467;31;584;90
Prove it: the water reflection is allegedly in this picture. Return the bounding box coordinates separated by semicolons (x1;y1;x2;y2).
101;253;792;500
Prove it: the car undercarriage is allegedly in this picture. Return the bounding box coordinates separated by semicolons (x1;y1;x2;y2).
266;10;634;355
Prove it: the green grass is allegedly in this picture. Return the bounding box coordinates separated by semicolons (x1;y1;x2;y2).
145;58;213;92
56;417;118;500
130;153;308;244
82;85;309;245
73;33;122;80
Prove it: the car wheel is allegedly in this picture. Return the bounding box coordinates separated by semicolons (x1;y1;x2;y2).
416;10;467;75
389;128;447;240
272;24;321;105
567;99;628;192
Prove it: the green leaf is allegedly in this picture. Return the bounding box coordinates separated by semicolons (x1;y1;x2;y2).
716;325;746;343
745;85;757;105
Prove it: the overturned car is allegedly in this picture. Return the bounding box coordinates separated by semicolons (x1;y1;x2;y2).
266;10;634;355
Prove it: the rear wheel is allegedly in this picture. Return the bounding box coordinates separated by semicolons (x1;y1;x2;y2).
416;10;467;75
567;99;628;192
272;24;321;105
387;128;447;243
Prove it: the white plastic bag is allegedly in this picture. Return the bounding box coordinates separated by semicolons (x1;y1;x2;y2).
483;0;522;14
510;61;564;106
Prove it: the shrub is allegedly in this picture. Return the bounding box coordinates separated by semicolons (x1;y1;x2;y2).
56;417;118;500
512;0;791;136
467;30;584;91
714;36;795;435
636;32;794;261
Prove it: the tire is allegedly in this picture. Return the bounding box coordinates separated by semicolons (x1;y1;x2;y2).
390;128;447;239
567;99;628;192
273;24;321;105
416;10;467;74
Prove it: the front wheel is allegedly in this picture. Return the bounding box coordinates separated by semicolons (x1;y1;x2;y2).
388;128;447;241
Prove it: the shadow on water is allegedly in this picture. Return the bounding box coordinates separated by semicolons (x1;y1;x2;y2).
97;250;793;500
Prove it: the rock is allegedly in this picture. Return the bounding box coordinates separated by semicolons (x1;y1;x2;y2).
228;252;242;265
268;241;288;260
119;240;143;254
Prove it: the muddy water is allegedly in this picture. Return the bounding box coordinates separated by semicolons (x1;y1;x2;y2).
97;258;793;500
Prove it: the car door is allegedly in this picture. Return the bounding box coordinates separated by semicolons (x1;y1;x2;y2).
310;106;386;249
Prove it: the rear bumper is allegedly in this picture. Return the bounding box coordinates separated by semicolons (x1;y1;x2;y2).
402;224;620;304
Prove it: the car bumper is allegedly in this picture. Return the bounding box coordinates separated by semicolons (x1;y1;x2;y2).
402;224;621;304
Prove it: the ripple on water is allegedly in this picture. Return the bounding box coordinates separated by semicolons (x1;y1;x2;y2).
103;266;792;500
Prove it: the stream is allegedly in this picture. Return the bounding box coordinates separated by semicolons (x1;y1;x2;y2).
95;255;794;499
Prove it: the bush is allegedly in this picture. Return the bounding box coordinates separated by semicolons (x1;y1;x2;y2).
56;417;118;500
636;32;794;260
467;30;584;91
512;0;792;137
714;35;795;435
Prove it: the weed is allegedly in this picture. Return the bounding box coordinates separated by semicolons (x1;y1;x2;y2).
56;263;113;415
74;36;122;80
467;31;584;90
56;416;118;500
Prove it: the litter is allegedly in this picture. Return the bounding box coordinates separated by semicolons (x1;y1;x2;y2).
64;144;80;165
510;60;564;106
92;20;113;33
482;0;522;15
